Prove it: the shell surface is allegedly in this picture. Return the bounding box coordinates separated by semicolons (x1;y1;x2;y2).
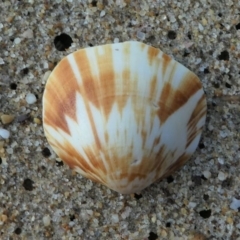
42;41;207;194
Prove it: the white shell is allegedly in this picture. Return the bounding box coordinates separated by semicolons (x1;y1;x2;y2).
42;41;207;194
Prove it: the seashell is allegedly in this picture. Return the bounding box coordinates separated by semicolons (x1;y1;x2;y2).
42;41;207;194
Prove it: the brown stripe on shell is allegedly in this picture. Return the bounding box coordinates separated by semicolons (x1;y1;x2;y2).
186;94;207;148
160;152;191;180
73;50;101;109
179;72;203;99
149;76;158;99
100;145;175;190
103;148;134;181
98;148;143;183
43;58;78;134
118;173;147;185
152;145;168;177
104;145;185;191
154;147;177;179
123;42;131;57
186;129;202;149
117;44;137;112
161;53;172;76
187;94;206;130
157;71;202;124
73;50;104;149
108;146;166;185
51;138;108;184
95;45;116;118
147;45;160;65
83;145;108;179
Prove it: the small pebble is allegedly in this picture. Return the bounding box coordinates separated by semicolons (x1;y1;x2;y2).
14;37;21;44
137;31;145;40
42;70;51;84
151;215;156;223
111;214;119;223
0;129;10;139
188;231;207;240
20;29;33;38
1;157;7;165
188;202;197;208
33;118;41;124
0;214;8;223
220;130;228;138
69;221;75;227
100;10;106;17
226;217;233;224
161;229;167;237
181;208;187;215
218;171;227;181
17;113;30;122
26;93;37;104
0;141;4;149
230;198;240;210
198;23;204;31
114;38;120;43
43;215;51;226
218;157;224;164
236;223;240;229
43;61;49;69
202;170;211;179
1;114;14;124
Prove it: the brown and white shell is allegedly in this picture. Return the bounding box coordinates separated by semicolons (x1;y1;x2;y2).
42;41;207;194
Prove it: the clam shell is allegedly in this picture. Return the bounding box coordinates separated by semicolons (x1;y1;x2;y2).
42;41;207;194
